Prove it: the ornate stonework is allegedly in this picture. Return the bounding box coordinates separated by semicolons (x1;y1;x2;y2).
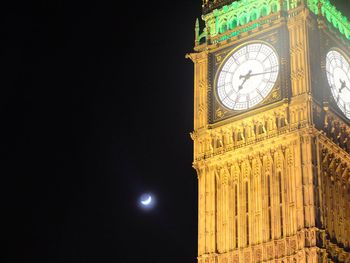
189;1;350;262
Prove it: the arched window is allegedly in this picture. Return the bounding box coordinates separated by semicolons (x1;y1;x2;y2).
239;14;247;25
256;124;264;135
237;131;244;142
261;6;268;17
219;20;228;33
279;172;284;237
220;24;227;33
267;175;272;240
250;10;258;21
271;3;278;13
230;19;237;29
234;184;238;248
245;181;249;245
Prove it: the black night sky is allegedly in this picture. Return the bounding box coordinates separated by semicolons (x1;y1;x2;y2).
2;1;350;263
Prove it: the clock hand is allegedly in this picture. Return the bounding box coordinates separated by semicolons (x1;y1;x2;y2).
238;70;277;91
239;70;252;80
339;79;349;93
238;78;248;91
248;70;278;77
238;70;252;91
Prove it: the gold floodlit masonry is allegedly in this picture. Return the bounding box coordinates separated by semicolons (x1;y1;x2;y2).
187;0;350;262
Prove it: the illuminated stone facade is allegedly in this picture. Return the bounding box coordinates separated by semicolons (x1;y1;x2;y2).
188;0;350;262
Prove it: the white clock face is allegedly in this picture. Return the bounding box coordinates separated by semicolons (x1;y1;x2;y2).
216;43;279;110
326;49;350;119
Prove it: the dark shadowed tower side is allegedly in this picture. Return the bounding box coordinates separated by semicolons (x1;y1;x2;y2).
187;0;350;262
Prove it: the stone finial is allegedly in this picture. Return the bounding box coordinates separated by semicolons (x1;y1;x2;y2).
195;18;200;46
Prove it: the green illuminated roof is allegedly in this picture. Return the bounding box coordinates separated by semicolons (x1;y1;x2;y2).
309;0;350;40
195;0;350;45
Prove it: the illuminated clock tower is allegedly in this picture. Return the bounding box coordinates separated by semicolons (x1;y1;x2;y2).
187;0;350;262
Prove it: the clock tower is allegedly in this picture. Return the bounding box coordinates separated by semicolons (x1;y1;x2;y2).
187;0;350;262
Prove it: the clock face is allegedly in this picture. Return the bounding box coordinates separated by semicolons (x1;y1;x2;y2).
216;43;279;111
326;49;350;119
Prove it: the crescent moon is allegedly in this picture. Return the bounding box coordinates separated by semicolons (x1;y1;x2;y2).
141;195;152;205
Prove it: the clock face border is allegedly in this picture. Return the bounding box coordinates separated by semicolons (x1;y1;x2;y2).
319;22;350;123
326;48;350;119
213;41;280;112
208;30;286;125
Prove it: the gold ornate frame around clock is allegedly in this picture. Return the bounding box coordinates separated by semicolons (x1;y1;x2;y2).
208;29;288;124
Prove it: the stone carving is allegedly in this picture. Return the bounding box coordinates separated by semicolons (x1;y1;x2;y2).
267;245;273;260
277;242;285;258
255;248;262;262
290;239;297;253
192;2;350;262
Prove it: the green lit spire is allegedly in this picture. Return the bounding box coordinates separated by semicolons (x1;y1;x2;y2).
195;18;200;45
